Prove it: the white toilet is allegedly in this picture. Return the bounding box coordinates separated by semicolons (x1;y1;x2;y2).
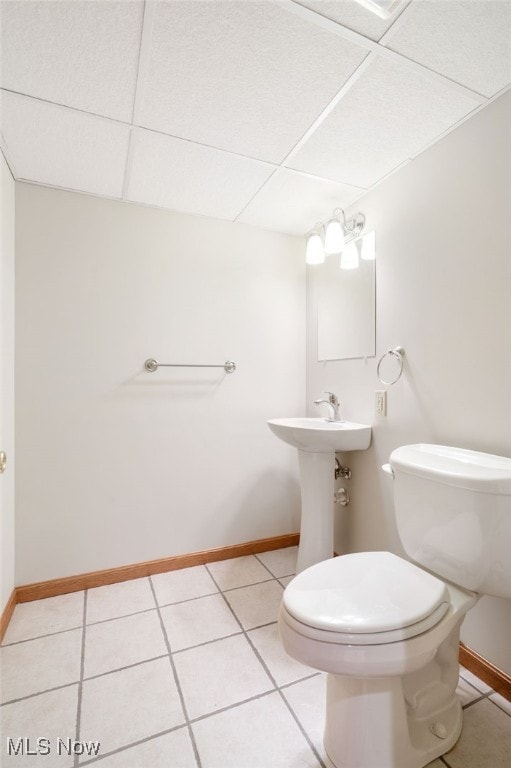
279;443;511;768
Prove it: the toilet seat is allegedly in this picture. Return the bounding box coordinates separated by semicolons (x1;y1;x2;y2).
282;551;450;645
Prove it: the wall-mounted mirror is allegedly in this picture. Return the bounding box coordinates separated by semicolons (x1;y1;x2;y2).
317;232;376;361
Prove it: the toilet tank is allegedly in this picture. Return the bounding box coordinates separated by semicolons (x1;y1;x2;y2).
389;444;511;598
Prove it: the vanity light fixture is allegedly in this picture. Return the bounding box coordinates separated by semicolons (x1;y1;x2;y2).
305;208;365;265
305;225;325;265
324;210;345;255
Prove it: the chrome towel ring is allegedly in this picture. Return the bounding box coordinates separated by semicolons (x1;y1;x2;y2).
377;347;405;386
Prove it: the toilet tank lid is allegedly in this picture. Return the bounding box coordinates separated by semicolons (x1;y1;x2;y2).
390;444;511;494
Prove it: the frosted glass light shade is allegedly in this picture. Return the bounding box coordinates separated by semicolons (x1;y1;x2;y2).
340;241;359;270
306;232;325;265
324;219;345;255
361;231;376;260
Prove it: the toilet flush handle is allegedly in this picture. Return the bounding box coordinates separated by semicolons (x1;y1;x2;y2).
381;463;395;478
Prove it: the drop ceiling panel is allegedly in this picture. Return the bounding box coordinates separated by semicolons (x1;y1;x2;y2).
294;0;400;42
0;92;130;198
238;169;363;235
288;56;479;188
385;0;511;98
136;0;368;163
126;129;275;221
0;0;143;121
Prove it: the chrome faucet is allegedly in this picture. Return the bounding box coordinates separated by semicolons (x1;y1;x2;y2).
314;391;342;422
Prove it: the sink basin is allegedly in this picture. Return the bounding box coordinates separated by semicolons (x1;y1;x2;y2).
267;417;371;453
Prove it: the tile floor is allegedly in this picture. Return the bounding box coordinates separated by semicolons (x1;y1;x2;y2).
1;546;510;768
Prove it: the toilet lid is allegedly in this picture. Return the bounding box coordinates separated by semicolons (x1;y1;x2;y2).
283;552;449;637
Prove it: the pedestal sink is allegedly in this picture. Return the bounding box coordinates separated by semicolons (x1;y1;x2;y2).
267;418;371;573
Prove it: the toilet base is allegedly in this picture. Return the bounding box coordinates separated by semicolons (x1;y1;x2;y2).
324;671;462;768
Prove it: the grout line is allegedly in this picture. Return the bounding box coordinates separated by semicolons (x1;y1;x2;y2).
74;591;88;768
275;685;327;768
86;605;158;628
253;552;285;578
83;654;169;684
77;724;190;767
221;576;277;592
204;567;327;767
148;576;202;768
171;630;244;656
1;623;84;647
156;590;219;607
1;680;81;707
188;689;276;726
461;693;487;710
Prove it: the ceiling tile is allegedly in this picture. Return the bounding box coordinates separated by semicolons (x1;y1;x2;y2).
294;0;401;42
0;92;130;198
125;128;275;221
237;168;363;235
0;0;143;121
385;0;511;98
287;55;480;188
136;0;368;163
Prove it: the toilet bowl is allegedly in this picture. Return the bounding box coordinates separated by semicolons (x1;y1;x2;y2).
280;552;477;768
278;444;511;768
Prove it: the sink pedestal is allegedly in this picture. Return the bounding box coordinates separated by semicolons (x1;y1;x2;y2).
266;418;371;575
297;450;335;573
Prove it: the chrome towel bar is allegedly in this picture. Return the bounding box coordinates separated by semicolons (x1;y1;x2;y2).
144;359;236;374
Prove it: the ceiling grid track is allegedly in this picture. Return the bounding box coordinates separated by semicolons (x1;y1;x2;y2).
1;0;509;234
281;0;487;105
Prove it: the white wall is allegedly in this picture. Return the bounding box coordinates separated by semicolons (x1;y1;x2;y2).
0;151;15;612
15;186;305;584
307;91;511;672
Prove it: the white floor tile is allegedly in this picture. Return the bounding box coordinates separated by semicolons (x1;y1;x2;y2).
282;674;327;758
192;691;321;768
151;566;218;607
256;547;298;577
0;685;78;767
223;580;283;630
2;593;84;645
247;623;315;686
173;634;272;719
444;698;511;767
160;593;240;652
207;555;272;590
0;629;82;703
2;550;509;768
87;727;197;768
86;578;155;624
80;658;185;756
84;610;167;678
